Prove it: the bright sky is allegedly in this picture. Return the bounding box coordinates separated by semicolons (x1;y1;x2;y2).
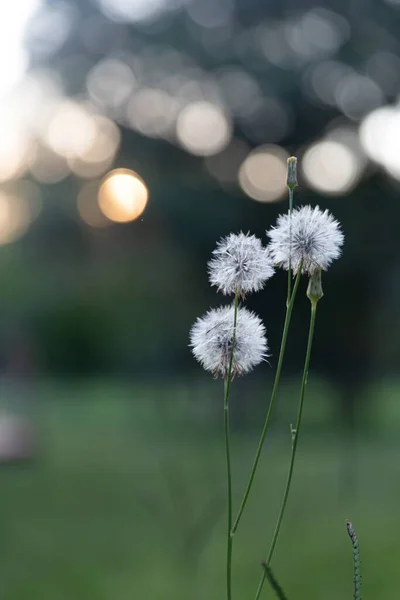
0;0;41;99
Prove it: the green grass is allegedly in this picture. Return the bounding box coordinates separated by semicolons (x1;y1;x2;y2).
0;377;399;599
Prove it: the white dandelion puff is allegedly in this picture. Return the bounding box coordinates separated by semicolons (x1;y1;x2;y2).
189;305;268;378
208;232;274;296
267;205;344;275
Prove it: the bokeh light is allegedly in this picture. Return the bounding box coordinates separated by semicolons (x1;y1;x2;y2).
0;185;41;246
68;116;121;178
45;100;97;158
27;2;76;60
0;119;33;182
126;88;179;139
366;51;400;96
358;105;400;178
86;58;136;110
216;69;261;118
240;97;292;144
98;168;148;223
187;0;233;29
0;0;40;99
9;70;65;135
303;60;353;107
238;145;289;202
77;181;110;228
284;8;350;62
176;101;232;156
335;74;383;120
97;0;174;23
302;139;361;194
204;138;249;187
29;144;70;184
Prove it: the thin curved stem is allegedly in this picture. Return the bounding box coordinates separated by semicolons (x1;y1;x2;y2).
260;562;289;600
286;187;294;307
231;269;302;535
224;293;239;600
254;300;318;600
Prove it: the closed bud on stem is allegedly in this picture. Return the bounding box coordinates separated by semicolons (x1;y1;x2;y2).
307;268;323;305
286;156;297;190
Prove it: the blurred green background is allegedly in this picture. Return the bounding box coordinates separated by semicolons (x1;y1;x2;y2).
0;0;400;598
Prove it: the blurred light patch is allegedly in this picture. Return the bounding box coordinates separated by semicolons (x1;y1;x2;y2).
9;70;64;135
187;0;233;28
68;116;121;178
77;181;109;228
205;138;249;187
366;52;400;97
359;107;393;164
69;154;114;180
217;69;261;118
0;119;33;182
126;88;179;138
12;179;43;222
176;101;231;156
360;106;400;179
304;61;384;119
98;169;148;223
155;48;193;76
302;140;360;194
86;59;136;110
303;60;353;107
335;74;383;120
57;54;93;94
240;97;292;144
0;186;41;245
0;0;40;99
326;125;368;172
238;145;289;202
284;8;349;62
97;0;175;23
29;144;70;184
257;23;293;69
45;100;96;158
26;2;76;59
174;75;221;104
188;19;234;59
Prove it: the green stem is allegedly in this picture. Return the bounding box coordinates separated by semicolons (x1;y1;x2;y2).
286;187;294;307
261;562;289;600
346;521;362;600
224;293;239;600
231;269;302;536
254;299;318;600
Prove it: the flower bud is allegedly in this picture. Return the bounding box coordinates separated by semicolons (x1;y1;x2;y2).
307;268;323;305
286;156;298;190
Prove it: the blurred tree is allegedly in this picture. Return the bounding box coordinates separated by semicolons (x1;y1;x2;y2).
1;0;398;416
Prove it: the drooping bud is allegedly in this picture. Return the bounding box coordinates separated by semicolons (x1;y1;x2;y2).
307;268;323;305
286;156;298;190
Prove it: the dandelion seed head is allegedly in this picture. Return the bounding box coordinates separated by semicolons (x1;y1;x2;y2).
208;232;274;296
189;305;268;378
267;205;344;275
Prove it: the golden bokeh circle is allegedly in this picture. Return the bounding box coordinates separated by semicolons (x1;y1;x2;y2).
98;168;148;223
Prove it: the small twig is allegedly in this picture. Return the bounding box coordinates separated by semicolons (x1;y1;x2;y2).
261;561;289;600
346;521;362;600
